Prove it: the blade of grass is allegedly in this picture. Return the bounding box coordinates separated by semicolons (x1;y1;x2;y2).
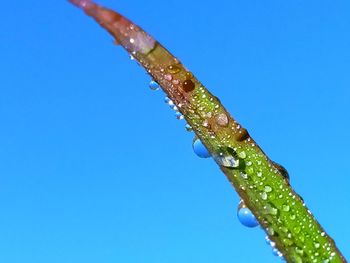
69;1;346;262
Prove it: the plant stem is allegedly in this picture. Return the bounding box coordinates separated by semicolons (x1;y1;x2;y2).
69;1;346;262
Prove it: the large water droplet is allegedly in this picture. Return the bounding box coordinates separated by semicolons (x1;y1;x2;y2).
149;80;160;91
214;147;239;168
192;138;211;158
182;79;195;92
215;154;239;168
237;202;259;228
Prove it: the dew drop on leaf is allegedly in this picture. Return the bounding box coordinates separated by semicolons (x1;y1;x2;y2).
167;65;181;74
237;202;259;228
185;124;193;132
273;161;290;181
272;248;283;258
164;96;173;105
149;80;160;90
216;113;229;127
192;138;211;158
215;153;240;168
175;111;184;120
182;79;195;92
260;192;268;200
264;185;272;193
282;204;290;212
164;74;172;81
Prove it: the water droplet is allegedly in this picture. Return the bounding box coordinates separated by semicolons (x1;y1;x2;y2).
185;124;193;132
238;151;247;159
175;111;184;120
149;80;160;91
282;204;290;212
235;128;250;142
237;204;259;228
264;185;272;192
314;243;320;249
186;72;193;78
260;192;268;200
240;172;248;179
280;226;289;233
267;227;275;236
216;113;229;127
167;65;181;74
202;120;209;127
295;247;304;256
283;237;294;246
164;96;173;105
215;153;239;168
265;236;276;247
182;79;195;92
273;161;290;181
164;74;172;81
172;79;180;85
272;248;283;258
192;138;211;158
264;203;278;215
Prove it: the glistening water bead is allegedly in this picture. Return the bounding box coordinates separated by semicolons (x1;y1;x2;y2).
273;161;290;181
192;138;211;158
216;113;229;127
272;248;283;258
182;79;195;92
185;124;193;132
164;97;174;106
149;80;160;90
237;203;259;228
175;111;184;120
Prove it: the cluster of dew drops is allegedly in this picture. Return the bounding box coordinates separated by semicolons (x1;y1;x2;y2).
148;78;338;262
148;79;285;260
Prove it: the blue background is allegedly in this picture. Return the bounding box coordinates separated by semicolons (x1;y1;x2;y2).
1;0;349;262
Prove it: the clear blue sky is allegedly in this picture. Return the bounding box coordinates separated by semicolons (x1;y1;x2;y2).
1;0;349;262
